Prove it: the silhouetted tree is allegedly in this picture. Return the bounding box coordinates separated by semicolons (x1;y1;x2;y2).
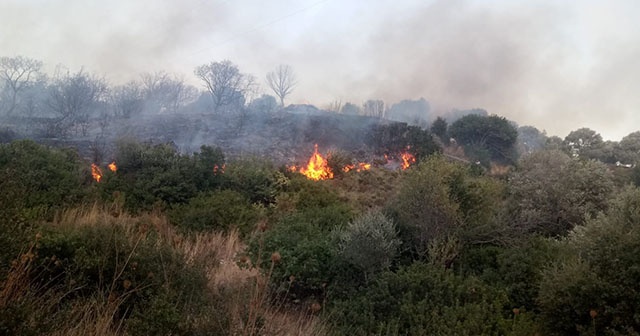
0;56;44;116
266;64;296;106
194;60;255;113
363;99;384;118
430;116;449;144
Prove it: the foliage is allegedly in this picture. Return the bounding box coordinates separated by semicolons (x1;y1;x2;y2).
430;116;449;144
369;122;441;160
538;187;640;335
331;261;508;336
99;140;225;211
508;150;614;236
449;114;519;165
333;211;401;282
169;190;259;236
0;140;86;219
388;156;507;264
223;156;288;205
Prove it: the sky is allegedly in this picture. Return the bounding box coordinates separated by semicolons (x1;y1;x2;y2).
1;0;639;140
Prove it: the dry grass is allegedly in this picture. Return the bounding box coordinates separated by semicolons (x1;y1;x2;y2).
1;204;328;336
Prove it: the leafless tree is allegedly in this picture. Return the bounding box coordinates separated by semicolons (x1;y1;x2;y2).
46;69;107;137
363;99;385;118
111;81;144;118
0;56;43;116
194;60;256;113
266;64;296;106
140;72;197;114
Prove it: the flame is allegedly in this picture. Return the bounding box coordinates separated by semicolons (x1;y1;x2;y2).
400;148;416;170
91;163;103;182
213;164;226;175
108;161;117;172
343;162;371;173
297;144;334;180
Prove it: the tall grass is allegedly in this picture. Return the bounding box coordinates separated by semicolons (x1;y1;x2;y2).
0;204;327;335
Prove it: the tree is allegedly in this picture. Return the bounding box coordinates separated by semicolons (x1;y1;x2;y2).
266;64;296;106
340;102;361;115
508;150;614;237
194;60;255;113
430;116;449;144
538;187;640;335
46;69;108;137
386;98;431;126
615;131;640;164
141;71;196;114
516;125;547;155
362;99;384;118
0;56;44;116
111;81;144;118
563;127;604;159
449;114;518;165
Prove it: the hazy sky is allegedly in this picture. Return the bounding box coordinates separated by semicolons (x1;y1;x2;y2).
1;0;639;140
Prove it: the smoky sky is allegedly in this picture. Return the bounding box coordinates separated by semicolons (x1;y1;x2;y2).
1;0;639;140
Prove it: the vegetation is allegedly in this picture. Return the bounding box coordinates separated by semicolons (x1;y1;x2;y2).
1;125;640;335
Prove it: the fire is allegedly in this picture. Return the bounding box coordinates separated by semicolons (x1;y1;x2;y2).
91;163;103;182
213;164;226;175
400;147;416;170
108;161;117;172
296;144;334;180
343;162;371;173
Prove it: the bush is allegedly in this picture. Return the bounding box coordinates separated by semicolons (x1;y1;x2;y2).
6;211;216;335
333;211;400;283
330;261;508;335
538;187;640;335
169;190;259;236
99;140;226;211
223;157;288;205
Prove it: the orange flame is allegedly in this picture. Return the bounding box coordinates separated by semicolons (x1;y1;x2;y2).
108;161;117;172
213;164;226;175
91;163;103;182
297;144;334;180
343;162;371;173
400;147;416;170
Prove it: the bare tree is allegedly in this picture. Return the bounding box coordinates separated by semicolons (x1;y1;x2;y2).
266;64;296;106
46;69;107;137
363;99;385;118
141;71;196;114
194;60;255;113
111;81;144;119
0;56;43;116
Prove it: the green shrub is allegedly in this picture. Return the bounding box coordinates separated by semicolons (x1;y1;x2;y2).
99;140;226;211
330;261;508;335
169;189;259;235
333;211;401;283
25;216;214;334
223;157;288;205
538;187;640;335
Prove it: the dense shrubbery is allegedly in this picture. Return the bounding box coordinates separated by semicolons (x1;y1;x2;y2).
2;138;640;335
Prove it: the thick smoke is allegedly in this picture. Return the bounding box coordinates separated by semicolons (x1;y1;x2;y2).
1;0;639;139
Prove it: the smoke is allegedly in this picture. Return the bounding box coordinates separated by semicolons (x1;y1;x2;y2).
1;0;639;140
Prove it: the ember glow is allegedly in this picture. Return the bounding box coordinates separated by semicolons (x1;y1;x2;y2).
91;163;103;182
297;144;333;181
108;161;117;172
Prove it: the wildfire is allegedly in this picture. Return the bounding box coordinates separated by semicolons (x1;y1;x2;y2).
297;144;334;180
342;162;371;173
213;164;226;175
108;161;117;172
91;163;103;182
400;148;416;170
